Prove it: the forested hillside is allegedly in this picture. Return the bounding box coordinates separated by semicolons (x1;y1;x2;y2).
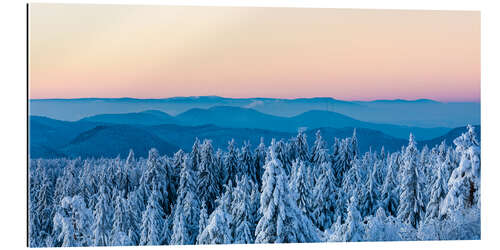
28;126;480;247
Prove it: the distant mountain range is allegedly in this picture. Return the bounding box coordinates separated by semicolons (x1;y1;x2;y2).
29;96;480;128
79;107;450;140
28;113;480;159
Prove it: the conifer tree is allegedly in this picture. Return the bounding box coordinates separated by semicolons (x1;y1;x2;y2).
197;140;220;214
380;157;399;217
92;185;113;246
397;134;425;228
289;160;313;218
197;188;233;244
231;175;255;244
254;138;267;188
255;140;319;243
223;139;239;185
53;196;93;247
196;202;209;243
343;194;364;242
311;162;336;230
111;191;132;246
139;187;165;246
424;162;447;222
170;155;200;245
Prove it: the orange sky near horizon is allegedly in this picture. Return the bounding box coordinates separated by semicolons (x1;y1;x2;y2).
28;4;480;102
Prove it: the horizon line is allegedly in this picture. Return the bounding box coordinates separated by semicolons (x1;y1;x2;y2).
28;95;481;103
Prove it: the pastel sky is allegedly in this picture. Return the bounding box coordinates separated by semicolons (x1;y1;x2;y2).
29;4;480;102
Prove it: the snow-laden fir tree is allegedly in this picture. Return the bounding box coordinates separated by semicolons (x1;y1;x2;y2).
33;170;55;247
53;195;93;247
333;132;356;186
231;175;255;244
255;140;319;243
239;141;257;184
294;130;309;163
170;149;185;188
196;202;209;243
379;155;399;217
139;186;165;246
126;190;143;245
197;186;233;244
139;148;170;216
110;191;132;246
441;125;480;217
364;207;401;241
170;155;200;245
397;134;425;229
254;137;266;189
289;160;313;219
223;139;239;186
343;193;364;242
197;140;220;214
424;161;447;222
191;138;201;171
92;185;113;246
359;165;379;218
124;149;140;194
310;130;327;165
311;161;337;231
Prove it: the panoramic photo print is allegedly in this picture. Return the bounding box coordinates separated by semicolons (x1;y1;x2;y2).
28;4;480;247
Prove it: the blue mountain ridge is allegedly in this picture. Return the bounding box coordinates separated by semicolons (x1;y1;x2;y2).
80;106;450;140
30;96;480;128
28;114;479;159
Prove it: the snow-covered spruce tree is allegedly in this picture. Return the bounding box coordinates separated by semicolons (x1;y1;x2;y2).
359;166;379;218
255;139;319;243
78;160;98;211
170;149;185;188
139;186;165;246
274;139;292;175
33;170;55;247
310;133;331;183
239;141;257;184
197;140;221;214
196;202;209;243
139;148;171;216
333;137;355;187
289;160;313;219
441;125;480;217
311;162;336;231
254;137;266;189
231;175;255;244
343;194;364;242
124;149;140;194
294;129;310;163
364;207;401;241
111;191;132;246
397;134;425;229
341;157;362;216
379;156;399;217
92;185;113;246
170;155;200;245
53;195;93;247
424;161;447;222
126;190;143;245
249;181;261;234
223;139;239;186
191;138;202;171
197;187;233;244
310;130;328;165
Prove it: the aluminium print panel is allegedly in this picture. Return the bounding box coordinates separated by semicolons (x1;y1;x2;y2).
28;3;480;247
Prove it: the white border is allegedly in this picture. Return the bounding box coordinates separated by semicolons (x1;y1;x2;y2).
1;0;499;250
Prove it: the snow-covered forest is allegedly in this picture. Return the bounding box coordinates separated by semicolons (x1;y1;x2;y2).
28;125;480;247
